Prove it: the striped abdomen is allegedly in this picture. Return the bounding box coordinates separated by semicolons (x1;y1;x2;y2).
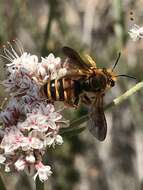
42;75;107;103
43;78;81;102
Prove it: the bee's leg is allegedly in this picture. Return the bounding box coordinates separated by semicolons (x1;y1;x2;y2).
64;96;79;109
81;94;92;105
43;98;54;104
64;101;78;109
63;88;79;108
74;97;80;107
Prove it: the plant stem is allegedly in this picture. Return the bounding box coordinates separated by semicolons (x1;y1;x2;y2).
41;0;56;56
0;174;6;190
35;178;44;190
105;81;143;109
60;81;143;134
113;0;124;48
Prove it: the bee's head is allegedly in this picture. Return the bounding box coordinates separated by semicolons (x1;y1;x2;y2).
102;68;116;88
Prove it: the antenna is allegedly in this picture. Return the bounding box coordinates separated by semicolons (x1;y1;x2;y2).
116;74;136;80
112;52;121;71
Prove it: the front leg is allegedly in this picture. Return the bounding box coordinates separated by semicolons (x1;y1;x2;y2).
64;99;79;109
74;97;80;107
80;94;92;105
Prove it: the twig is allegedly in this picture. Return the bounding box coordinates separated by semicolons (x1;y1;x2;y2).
60;82;143;135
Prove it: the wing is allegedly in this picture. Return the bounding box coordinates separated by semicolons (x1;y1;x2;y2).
62;68;90;79
62;46;96;70
82;54;97;68
88;94;107;141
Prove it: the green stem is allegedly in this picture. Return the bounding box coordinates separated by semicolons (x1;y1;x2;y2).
0;174;6;190
105;81;143;108
41;0;56;56
35;178;44;190
60;82;143;135
113;0;124;48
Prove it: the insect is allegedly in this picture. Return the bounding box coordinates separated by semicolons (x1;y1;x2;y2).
42;47;135;141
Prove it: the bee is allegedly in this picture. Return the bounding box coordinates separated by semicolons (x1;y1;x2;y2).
42;47;135;141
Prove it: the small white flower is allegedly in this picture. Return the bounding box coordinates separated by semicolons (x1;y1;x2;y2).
5;164;11;172
21;136;43;151
38;103;55;115
34;162;52;182
37;65;48;80
20;103;62;132
55;135;63;145
2;74;17;91
45;136;55;147
1;98;20;124
41;53;61;68
26;154;36;163
1;127;24;154
41;53;63;80
6;48;39;75
38;103;62;121
18;114;48;131
15;159;26;171
45;134;63;147
128;24;143;41
2;70;34;93
22;54;39;74
0;154;6;164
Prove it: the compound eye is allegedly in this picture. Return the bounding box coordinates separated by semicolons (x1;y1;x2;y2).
90;77;101;91
110;80;115;87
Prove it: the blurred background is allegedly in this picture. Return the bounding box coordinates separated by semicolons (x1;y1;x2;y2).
0;0;143;189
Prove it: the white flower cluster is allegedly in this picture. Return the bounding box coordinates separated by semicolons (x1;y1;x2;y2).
128;24;143;41
0;40;68;182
